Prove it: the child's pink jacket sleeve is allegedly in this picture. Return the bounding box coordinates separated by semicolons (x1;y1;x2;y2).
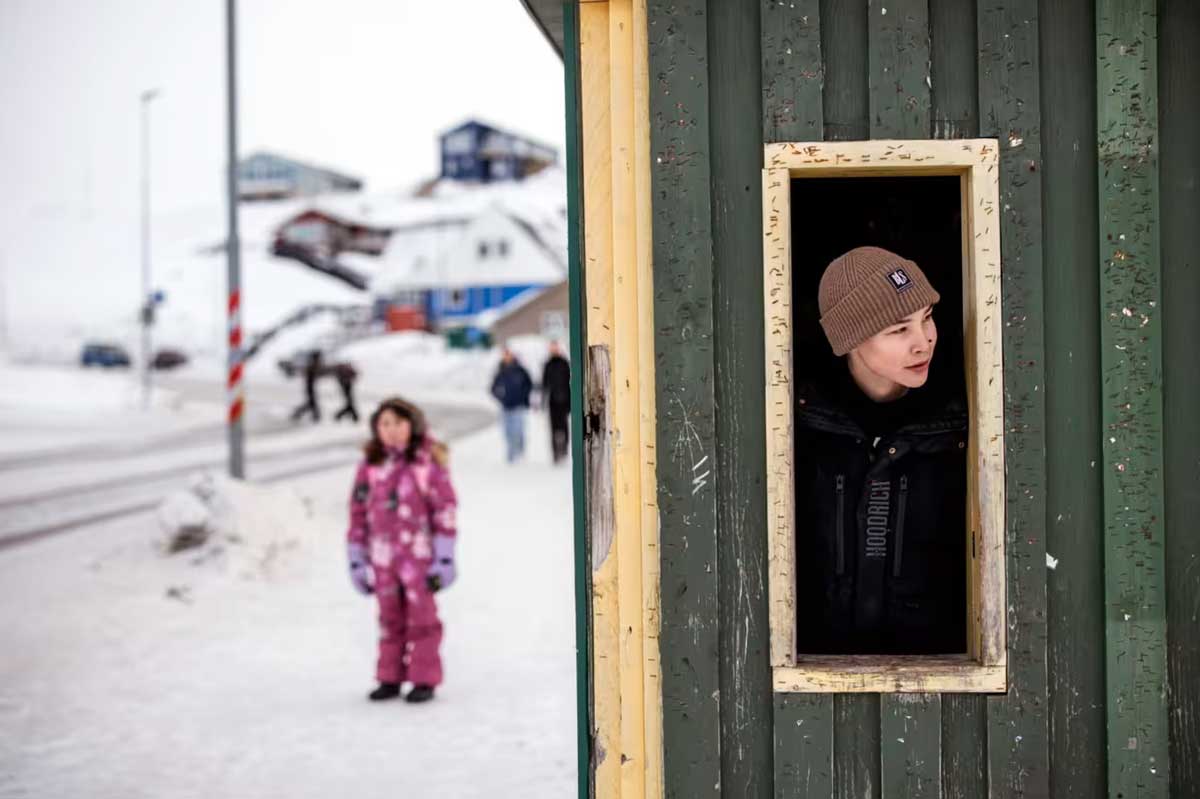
427;462;458;539
347;463;370;545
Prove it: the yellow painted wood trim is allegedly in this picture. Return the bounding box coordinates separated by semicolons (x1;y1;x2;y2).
764;138;1001;173
631;0;664;795
581;1;661;795
580;5;620;795
966;158;1006;668
774;660;1007;694
607;1;649;796
763;167;795;669
762;138;1008;694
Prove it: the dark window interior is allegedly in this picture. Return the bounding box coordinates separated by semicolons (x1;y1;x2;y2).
790;175;968;656
790;175;965;389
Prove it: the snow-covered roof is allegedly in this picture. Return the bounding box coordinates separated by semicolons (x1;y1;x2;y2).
367;203;565;292
314;168;567;294
177;166;566;296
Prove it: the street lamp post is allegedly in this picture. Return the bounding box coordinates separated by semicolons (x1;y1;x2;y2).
140;88;160;410
225;0;245;478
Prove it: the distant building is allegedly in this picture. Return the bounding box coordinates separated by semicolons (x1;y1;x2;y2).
237;152;363;202
439;120;559;183
487;280;569;343
270;209;391;290
264;124;566;330
273;209;391;260
367;200;567;331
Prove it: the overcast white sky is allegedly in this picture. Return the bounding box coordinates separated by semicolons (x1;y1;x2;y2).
0;0;564;346
0;0;564;229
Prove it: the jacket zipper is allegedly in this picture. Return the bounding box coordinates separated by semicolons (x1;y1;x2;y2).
893;475;909;578
835;474;846;576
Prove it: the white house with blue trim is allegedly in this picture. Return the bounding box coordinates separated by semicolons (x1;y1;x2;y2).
331;162;567;331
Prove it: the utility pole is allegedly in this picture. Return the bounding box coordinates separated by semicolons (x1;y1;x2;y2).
0;248;8;354
225;0;245;478
139;88;160;410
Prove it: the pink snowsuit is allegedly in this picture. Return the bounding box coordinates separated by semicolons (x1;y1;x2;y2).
347;441;458;687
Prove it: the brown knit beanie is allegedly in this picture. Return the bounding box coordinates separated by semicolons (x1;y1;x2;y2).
817;246;941;356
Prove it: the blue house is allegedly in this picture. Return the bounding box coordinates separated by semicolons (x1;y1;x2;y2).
369;202;567;332
439;120;559;183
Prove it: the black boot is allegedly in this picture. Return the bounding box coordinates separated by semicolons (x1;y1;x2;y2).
368;682;401;701
405;684;435;703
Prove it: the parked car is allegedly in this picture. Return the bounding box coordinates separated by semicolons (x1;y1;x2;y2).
152;349;188;370
80;342;132;368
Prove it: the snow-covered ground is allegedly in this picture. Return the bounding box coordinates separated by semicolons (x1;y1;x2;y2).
0;150;575;797
0;407;577;798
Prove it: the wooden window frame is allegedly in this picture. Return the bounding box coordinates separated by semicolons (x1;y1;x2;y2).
762;138;1007;694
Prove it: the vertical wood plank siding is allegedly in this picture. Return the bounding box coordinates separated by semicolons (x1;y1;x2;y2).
824;5;882;796
834;694;882;799
819;0;868;141
977;1;1051;796
763;4;834;795
868;4;942;797
761;0;823;144
1097;1;1170;795
647;1;722;796
928;0;977;139
708;1;772;796
867;0;931;140
635;0;1200;795
939;694;987;799
1039;1;1107;797
881;694;942;799
928;6;987;797
1160;3;1200;795
775;694;834;797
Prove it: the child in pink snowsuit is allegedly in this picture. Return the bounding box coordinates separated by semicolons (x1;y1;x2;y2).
346;397;458;703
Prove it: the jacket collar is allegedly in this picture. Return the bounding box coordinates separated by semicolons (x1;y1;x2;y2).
795;363;967;439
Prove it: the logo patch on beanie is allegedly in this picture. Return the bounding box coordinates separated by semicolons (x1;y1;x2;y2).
886;268;914;293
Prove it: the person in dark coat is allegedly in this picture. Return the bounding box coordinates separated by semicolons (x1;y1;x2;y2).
794;246;966;656
490;347;533;463
333;362;360;423
291;349;323;423
540;341;571;464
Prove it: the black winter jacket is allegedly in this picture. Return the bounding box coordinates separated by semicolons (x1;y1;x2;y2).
491;361;534;410
541;355;571;408
794;363;968;655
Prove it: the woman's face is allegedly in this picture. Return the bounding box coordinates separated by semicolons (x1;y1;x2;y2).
849;305;937;399
376;409;412;450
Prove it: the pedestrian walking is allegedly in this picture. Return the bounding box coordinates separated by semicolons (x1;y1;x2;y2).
333;362;360;423
290;349;323;423
490;347;533;463
541;341;571;464
345;397;459;703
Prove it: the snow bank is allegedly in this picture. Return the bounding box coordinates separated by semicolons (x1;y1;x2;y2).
155;472;321;582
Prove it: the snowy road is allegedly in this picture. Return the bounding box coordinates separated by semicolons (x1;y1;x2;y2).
0;366;496;550
0;410;578;798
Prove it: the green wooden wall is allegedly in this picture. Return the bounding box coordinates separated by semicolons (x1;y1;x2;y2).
644;0;1200;796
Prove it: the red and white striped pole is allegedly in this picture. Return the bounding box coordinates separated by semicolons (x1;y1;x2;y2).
227;289;245;421
224;0;245;478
